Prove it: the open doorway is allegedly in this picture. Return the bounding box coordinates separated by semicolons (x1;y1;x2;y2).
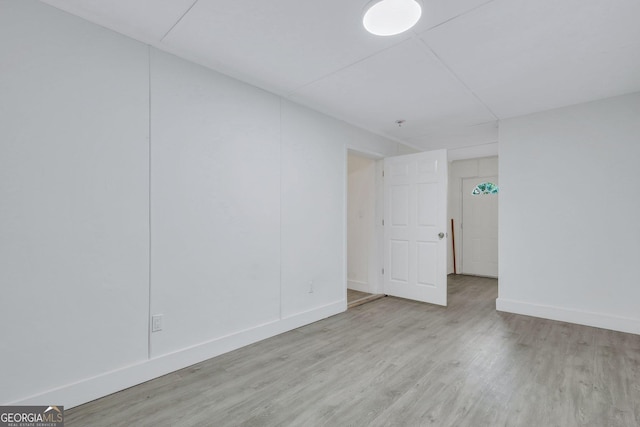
347;150;494;310
461;176;498;277
347;149;449;308
346;150;384;308
448;156;499;278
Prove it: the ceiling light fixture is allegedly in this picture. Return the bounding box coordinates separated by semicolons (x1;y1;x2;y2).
363;0;422;36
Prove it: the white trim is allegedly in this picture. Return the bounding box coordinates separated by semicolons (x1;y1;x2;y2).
373;159;385;295
345;148;385;297
496;298;640;335
9;300;345;409
347;280;371;293
346;146;385;160
447;142;498;161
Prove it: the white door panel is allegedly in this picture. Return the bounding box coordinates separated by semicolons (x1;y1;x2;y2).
384;150;447;306
462;176;498;277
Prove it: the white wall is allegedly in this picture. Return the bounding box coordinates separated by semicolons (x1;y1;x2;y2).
447;142;498;162
280;100;349;316
448;157;498;274
498;92;640;335
0;1;410;407
0;1;150;406
347;154;377;293
149;49;282;357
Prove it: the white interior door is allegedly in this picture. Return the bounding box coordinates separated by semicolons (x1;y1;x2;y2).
462;176;498;277
383;150;447;306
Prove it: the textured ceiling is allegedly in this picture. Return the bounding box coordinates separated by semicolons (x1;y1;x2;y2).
39;0;640;152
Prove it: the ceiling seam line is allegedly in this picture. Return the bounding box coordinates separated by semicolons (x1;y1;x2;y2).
285;37;413;97
289;1;497;96
419;0;497;34
419;38;499;121
160;0;200;42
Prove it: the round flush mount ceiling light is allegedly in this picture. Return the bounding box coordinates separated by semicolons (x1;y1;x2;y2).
363;0;422;36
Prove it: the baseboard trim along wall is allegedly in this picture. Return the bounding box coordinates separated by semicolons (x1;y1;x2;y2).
10;300;346;409
347;280;371;293
496;298;640;336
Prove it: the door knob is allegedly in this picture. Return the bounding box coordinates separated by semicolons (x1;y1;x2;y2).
438;232;445;239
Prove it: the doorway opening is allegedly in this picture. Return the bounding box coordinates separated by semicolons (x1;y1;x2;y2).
347;289;385;308
346;148;449;308
449;156;499;279
346;150;384;309
347;150;493;310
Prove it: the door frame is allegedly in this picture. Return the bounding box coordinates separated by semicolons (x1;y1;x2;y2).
448;156;499;278
344;147;385;305
461;175;499;277
345;147;450;306
344;153;499;307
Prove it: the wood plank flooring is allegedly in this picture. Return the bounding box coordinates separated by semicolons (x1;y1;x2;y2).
347;289;371;303
66;275;640;426
347;289;384;309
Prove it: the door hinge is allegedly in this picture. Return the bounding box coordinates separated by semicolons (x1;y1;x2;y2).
382;219;385;226
382;268;385;275
382;170;385;177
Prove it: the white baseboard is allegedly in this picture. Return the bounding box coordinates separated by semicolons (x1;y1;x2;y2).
10;300;345;409
347;280;372;293
496;298;640;335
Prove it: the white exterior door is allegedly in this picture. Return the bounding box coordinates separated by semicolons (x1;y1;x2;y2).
462;176;499;277
383;150;448;306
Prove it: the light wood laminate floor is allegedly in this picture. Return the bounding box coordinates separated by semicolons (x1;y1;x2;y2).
347;289;384;309
347;288;371;303
67;275;640;426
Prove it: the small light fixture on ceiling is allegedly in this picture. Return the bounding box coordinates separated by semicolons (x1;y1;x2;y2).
363;0;422;36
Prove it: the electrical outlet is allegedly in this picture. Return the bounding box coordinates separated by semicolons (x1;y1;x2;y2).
309;280;314;293
151;314;163;332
